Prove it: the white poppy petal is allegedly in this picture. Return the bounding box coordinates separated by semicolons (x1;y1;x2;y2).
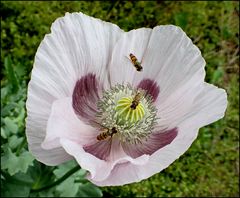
60;139;149;182
156;82;227;130
109;28;152;86
91;162;145;186
60;139;109;181
143;26;206;129
41;97;97;150
109;25;205;91
26;12;123;165
26;85;73;165
155;82;204;130
142;25;205;99
178;82;227;128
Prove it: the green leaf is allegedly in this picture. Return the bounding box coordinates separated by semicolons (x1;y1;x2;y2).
56;177;79;197
15;106;26;124
1;149;34;175
4;56;19;93
1;86;8;100
53;161;90;197
1;127;8;139
77;182;103;197
9;135;23;150
211;67;224;84
17;151;35;173
3;117;18;134
2;179;31;197
37;190;55;197
53;160;78;178
1;172;33;197
15;62;27;77
1;102;18;117
1;149;18;175
28;161;55;192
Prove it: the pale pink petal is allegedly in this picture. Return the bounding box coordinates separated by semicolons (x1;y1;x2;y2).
41;97;97;150
143;26;206;129
60;139;109;181
141;25;205;101
91;162;146;186
26;87;72;165
26;12;123;165
108;136;129;161
109;28;152;86
89;125;203;186
109;25;205;92
60;139;149;182
155;82;204;131
177;83;227;128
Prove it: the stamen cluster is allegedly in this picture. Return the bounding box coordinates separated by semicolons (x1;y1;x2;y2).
96;84;158;144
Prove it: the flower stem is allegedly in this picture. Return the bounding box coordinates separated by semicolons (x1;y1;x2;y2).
30;165;80;193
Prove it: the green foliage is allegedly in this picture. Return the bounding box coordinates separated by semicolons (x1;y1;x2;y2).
53;160;101;197
78;182;103;197
4;56;19;94
1;172;34;197
1;148;34;175
3;117;18;134
1;1;239;197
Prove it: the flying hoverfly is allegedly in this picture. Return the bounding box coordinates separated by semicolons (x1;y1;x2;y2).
129;53;143;72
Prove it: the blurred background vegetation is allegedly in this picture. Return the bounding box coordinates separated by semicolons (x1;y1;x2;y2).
1;1;239;197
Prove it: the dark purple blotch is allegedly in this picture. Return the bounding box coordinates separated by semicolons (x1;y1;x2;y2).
137;79;160;102
72;73;100;125
83;139;112;161
122;128;178;159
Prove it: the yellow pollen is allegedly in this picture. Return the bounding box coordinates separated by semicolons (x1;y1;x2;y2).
115;97;145;123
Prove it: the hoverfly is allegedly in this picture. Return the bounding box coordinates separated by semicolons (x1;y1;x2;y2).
97;127;118;141
130;92;143;110
129;53;143;72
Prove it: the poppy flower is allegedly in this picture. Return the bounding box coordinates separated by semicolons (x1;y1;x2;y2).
26;12;227;186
